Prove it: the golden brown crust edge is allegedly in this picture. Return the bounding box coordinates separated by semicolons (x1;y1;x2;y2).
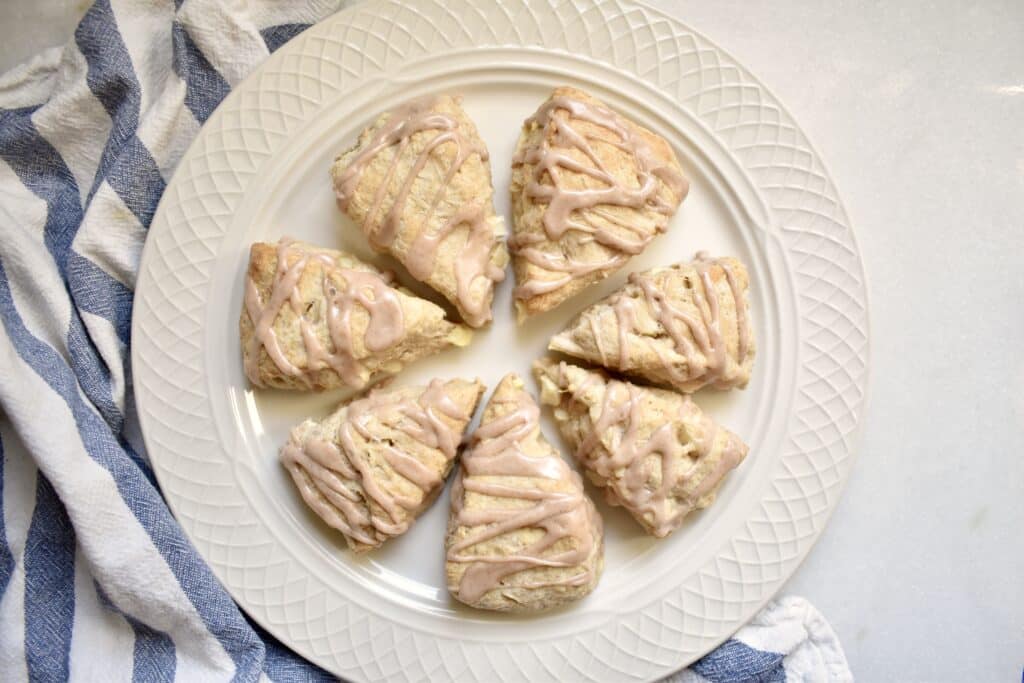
240;241;472;391
547;256;755;392
331;96;509;328
509;86;688;322
444;374;604;612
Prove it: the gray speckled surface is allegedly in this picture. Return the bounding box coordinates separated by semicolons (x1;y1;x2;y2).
0;0;88;73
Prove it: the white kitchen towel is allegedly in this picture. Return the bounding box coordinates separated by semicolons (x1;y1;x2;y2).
0;1;852;680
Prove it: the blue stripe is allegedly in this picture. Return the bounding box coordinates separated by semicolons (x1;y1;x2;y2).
250;618;335;682
95;582;177;683
75;0;166;227
67;302;125;434
23;473;76;683
0;106;82;270
0;260;266;680
0;108;132;434
259;23;311;53
691;639;786;683
172;22;231;124
67;253;133;346
130;618;177;683
102;135;165;229
0;105;150;484
0;431;14;599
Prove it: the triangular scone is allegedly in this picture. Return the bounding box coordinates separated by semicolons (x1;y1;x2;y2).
534;359;748;538
331;95;509;327
549;253;755;392
509;86;689;321
445;374;603;612
241;239;471;391
281;378;485;552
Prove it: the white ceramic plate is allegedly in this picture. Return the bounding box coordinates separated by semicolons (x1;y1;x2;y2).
132;1;869;680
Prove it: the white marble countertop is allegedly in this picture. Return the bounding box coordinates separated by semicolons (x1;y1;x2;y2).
654;3;1024;681
2;1;1021;680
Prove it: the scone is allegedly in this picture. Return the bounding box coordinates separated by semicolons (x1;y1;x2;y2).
281;378;485;552
534;358;748;538
445;373;603;612
509;86;689;321
241;238;471;391
332;95;509;327
548;253;755;392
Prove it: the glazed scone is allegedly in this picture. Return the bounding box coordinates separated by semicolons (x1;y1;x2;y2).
445;373;603;612
534;358;748;538
241;238;472;391
332;95;509;327
281;378;485;552
509;86;688;321
549;253;755;392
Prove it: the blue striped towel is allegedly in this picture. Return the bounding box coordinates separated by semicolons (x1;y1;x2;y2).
0;1;852;680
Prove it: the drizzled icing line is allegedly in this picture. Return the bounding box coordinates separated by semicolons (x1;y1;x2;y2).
281;379;474;549
333;95;505;326
608;253;752;391
244;238;405;389
511;92;688;300
547;361;747;538
447;381;600;605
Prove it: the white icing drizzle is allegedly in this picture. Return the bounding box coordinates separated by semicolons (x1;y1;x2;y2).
281;379;473;549
511;93;688;300
244;238;405;389
333;96;505;326
447;384;600;605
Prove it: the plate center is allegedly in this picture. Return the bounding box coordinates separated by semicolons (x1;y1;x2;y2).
219;72;781;625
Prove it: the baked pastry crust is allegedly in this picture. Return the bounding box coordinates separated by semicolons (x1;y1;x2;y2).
240;239;471;391
549;253;755;392
534;359;748;538
445;373;603;612
332;95;509;327
509;86;688;321
281;378;485;552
